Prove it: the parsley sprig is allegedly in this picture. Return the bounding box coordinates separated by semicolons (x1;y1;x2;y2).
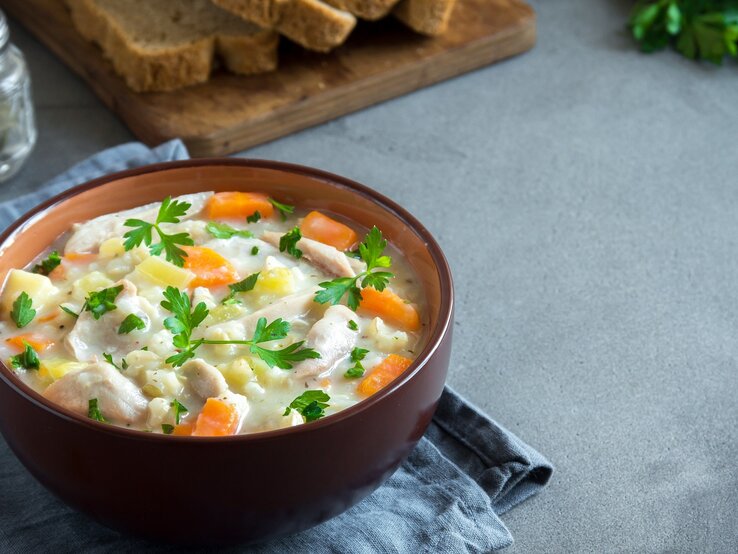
10;341;39;371
84;285;124;320
279;227;303;259
32;250;61;276
283;390;330;422
11;292;35;328
160;286;320;369
630;0;738;63
88;399;106;422
314;226;394;310
123;196;194;267
344;347;369;379
269;198;295;221
222;272;260;305
206;221;254;240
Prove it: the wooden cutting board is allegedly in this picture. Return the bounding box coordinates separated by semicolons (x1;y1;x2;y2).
3;0;535;157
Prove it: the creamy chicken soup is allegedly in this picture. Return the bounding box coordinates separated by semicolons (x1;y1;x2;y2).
0;192;425;435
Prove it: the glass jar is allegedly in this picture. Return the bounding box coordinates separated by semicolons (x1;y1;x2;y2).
0;11;35;182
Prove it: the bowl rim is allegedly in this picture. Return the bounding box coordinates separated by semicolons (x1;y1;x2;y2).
0;158;454;443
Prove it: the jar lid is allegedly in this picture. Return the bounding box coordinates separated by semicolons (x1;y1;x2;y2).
0;11;7;52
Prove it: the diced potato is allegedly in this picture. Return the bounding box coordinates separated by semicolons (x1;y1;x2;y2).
147;397;173;429
1;269;58;315
39;358;86;381
218;358;255;393
134;256;194;288
72;271;114;301
254;267;295;296
99;237;126;258
144;369;183;397
243;381;266;401
250;357;289;388
207;304;244;324
368;317;409;352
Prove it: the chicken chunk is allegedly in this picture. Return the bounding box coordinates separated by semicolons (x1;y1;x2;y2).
65;192;213;254
44;362;148;424
293;305;357;378
181;359;228;400
65;279;156;362
262;232;355;278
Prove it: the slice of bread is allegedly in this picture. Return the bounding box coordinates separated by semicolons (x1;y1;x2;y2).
66;0;279;92
393;0;458;36
322;0;399;21
212;0;356;52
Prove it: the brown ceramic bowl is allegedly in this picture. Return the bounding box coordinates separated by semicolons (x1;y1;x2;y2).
0;159;453;545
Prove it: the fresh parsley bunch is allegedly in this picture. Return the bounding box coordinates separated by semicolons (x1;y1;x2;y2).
630;0;738;63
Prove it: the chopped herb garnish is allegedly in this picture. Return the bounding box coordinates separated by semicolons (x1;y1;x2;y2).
11;292;36;328
123;196;194;266
10;342;39;371
84;285;124;320
344;347;368;378
118;313;146;334
88;399;106;422
206;221;254;240
102;352;127;371
315;226;394;310
161;424;174;435
171;399;188;424
279;227;303;259
32;250;61;276
160;286;320;368
60;305;80;318
247;211;262;223
222;272;260;304
283;390;330;422
251;246;259;255
347;319;359;331
269;198;295;221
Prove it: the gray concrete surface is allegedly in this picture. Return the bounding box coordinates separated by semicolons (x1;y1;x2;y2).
4;0;738;551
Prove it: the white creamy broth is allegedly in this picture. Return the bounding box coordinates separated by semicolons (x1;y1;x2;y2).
0;191;426;436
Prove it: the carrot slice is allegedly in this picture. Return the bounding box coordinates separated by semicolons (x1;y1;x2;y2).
357;354;414;397
172;422;194;436
64;252;97;263
182;246;239;288
192;398;239;437
300;211;359;251
48;263;67;281
37;312;58;323
207;192;274;220
6;334;54;352
358;288;421;332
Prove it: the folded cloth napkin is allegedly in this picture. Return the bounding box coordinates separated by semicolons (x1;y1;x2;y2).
0;141;553;554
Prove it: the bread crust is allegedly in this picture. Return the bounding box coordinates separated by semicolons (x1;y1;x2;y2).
212;0;356;52
323;0;399;21
393;0;457;36
66;0;278;92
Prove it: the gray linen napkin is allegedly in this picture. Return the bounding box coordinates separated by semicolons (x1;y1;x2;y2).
0;141;553;553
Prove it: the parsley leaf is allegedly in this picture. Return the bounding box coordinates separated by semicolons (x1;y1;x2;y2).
123;196;194;267
347;319;359;331
344;347;368;378
283;390;330;422
84;285;124;320
11;292;36;328
118;313;146;334
206;221;254;240
10;342;39;371
251;246;259;255
269;198;295;221
32;250;61;276
171;399;188;424
88;398;106;422
161;424;175;435
247;211;262;223
102;352;127;371
279;227;303;259
60;305;80;318
315;226;394;310
161;286;209;367
222;272;260;304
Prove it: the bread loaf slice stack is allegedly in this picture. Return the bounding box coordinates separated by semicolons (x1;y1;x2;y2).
393;0;458;36
66;0;279;92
